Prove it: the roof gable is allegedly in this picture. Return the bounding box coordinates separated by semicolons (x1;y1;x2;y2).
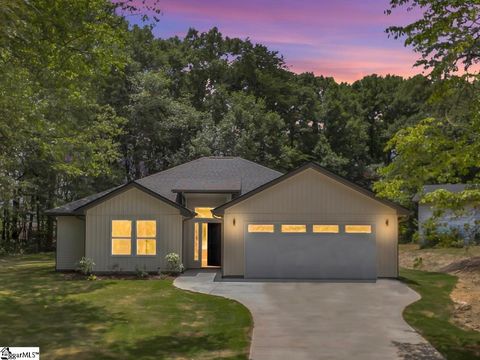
47;182;194;217
213;162;410;216
46;157;282;216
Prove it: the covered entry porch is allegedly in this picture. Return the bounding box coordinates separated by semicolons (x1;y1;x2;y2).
181;193;232;269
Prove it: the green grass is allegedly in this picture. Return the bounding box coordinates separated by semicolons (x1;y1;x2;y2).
0;253;252;359
400;268;480;360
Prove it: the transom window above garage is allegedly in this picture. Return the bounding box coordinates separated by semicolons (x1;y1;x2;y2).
281;224;307;233
312;225;339;233
345;225;372;233
248;224;274;233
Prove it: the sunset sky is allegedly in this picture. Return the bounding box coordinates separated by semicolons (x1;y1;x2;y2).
129;0;423;82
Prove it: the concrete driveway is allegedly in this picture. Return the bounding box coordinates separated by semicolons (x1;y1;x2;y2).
174;270;443;360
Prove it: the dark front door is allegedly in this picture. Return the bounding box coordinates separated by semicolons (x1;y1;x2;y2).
207;223;221;266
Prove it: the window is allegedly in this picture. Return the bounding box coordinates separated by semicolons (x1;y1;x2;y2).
281;224;306;233
313;225;339;233
345;225;372;234
194;223;199;261
201;223;208;267
112;220;132;255
137;220;156;255
248;224;274;233
195;207;214;219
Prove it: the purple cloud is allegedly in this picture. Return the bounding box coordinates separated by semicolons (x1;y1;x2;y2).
122;0;423;82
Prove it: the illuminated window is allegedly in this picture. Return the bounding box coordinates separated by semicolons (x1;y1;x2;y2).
137;220;156;255
194;223;199;261
195;207;214;219
112;220;132;255
281;224;306;233
313;225;339;233
345;225;372;234
202;223;208;267
248;224;274;233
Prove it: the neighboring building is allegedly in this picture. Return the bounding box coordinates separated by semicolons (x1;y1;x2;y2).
46;157;409;280
416;184;480;242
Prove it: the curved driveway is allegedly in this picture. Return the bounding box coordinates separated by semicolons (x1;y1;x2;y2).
174;270;443;360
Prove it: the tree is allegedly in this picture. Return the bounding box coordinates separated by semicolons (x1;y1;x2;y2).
124;71;212;178
387;0;480;78
0;0;139;251
374;116;480;204
213;92;290;170
377;1;480;207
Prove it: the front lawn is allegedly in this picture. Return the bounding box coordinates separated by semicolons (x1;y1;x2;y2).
0;253;252;359
400;268;480;360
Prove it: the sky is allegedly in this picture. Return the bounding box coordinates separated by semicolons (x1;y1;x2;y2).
127;0;423;83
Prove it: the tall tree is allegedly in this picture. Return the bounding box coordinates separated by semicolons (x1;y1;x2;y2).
0;0;143;251
387;0;480;78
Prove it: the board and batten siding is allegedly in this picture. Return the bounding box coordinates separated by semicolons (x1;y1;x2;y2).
223;168;399;277
56;216;85;270
85;187;183;272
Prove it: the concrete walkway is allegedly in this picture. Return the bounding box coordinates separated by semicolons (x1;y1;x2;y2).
174;270;443;360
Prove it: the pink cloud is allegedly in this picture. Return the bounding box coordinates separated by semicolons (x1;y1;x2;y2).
118;0;425;81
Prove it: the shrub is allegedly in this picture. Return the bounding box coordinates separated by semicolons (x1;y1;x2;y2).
135;265;148;279
420;219;463;248
77;257;95;275
87;274;97;281
164;252;184;275
437;227;463;248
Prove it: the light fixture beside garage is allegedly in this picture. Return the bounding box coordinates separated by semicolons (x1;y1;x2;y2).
233;217;236;226
386;219;389;226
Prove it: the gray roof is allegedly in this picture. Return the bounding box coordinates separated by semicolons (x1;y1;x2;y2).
46;157;282;215
171;178;242;193
45;186;122;215
136;156;282;201
413;184;479;202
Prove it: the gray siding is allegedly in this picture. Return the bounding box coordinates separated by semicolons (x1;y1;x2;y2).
223;168;399;277
85;187;184;272
56;216;85;270
418;203;480;241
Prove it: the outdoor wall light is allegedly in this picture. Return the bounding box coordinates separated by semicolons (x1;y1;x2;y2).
233;217;236;226
385;219;389;226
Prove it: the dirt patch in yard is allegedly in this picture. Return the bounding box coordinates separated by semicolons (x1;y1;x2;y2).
442;257;480;331
400;245;480;332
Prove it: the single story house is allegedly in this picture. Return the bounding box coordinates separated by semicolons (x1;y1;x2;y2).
416;184;480;242
46;157;409;280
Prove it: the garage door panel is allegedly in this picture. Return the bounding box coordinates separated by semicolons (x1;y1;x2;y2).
245;235;377;280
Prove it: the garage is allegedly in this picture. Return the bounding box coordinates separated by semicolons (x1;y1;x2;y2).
214;163;409;279
244;223;377;280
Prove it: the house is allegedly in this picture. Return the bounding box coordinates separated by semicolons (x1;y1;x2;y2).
416;184;480;242
46;157;409;280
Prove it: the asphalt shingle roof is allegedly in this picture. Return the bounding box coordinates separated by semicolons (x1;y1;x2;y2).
46;157;283;215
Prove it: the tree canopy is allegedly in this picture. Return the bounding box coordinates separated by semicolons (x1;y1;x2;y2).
1;0;478;251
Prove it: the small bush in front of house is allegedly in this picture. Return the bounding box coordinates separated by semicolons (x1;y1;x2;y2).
87;274;97;281
77;257;95;275
164;252;184;275
135;265;148;279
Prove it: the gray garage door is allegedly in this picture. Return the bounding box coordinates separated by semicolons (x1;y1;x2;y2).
245;224;377;280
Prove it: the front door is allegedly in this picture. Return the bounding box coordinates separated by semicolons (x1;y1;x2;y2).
207;223;221;266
